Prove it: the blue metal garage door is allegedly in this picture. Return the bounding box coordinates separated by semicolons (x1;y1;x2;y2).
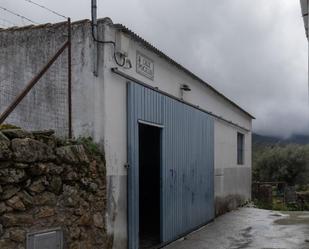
127;82;214;249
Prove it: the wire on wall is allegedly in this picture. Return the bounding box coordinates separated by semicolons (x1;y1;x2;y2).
91;0;127;68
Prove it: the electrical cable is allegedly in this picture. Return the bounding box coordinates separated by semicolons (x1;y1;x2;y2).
91;6;126;67
23;0;67;19
0;10;68;41
0;6;38;24
91;28;126;67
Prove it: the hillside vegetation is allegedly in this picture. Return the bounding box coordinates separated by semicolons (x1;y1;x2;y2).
253;144;309;187
253;134;309;210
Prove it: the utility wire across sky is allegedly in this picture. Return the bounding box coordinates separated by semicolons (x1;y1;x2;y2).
23;0;68;19
0;0;69;29
0;6;38;24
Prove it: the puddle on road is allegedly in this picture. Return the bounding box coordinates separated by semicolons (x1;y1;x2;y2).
273;212;309;225
270;213;289;217
228;226;255;249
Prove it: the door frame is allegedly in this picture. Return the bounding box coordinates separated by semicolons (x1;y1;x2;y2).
138;120;164;247
127;91;164;249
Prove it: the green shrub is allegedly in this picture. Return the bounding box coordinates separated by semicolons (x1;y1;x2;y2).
253;144;309;186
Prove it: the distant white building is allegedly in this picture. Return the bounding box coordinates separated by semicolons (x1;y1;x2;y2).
0;18;254;249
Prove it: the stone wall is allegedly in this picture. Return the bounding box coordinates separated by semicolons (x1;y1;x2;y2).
0;128;111;249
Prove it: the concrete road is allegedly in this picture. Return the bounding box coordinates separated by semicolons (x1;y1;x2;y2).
164;208;309;249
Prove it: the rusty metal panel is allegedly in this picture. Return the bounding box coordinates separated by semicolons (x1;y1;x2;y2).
127;82;214;248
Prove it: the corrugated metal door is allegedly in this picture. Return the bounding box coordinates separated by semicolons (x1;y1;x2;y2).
127;82;214;248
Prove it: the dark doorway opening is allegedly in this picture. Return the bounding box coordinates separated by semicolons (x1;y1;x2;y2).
139;123;161;249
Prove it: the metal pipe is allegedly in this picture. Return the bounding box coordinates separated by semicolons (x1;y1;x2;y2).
0;41;69;125
91;0;98;40
91;0;98;76
68;18;72;138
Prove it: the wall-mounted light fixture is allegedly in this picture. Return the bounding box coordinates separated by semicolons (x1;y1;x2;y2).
180;84;191;99
180;84;191;92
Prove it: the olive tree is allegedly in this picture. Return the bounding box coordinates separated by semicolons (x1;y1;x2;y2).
253;145;309;186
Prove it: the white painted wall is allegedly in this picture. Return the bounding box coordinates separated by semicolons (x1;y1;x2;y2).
0;21;104;141
214;121;252;200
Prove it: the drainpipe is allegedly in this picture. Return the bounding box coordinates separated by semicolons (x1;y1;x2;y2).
91;0;99;76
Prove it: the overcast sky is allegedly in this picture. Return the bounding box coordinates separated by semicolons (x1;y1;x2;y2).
1;0;308;137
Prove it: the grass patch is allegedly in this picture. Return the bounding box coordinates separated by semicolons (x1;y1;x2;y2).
76;137;105;164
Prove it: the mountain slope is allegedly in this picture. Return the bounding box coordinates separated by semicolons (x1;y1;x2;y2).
253;133;309;146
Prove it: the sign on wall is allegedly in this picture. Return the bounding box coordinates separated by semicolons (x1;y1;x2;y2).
136;51;154;80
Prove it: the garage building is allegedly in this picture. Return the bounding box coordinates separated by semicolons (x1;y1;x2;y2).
0;18;254;249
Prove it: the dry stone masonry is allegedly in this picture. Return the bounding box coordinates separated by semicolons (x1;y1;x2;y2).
0;127;111;249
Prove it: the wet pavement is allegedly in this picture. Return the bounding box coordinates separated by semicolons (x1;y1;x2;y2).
164;208;309;249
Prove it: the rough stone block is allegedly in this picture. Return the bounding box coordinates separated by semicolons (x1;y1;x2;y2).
0;132;9;142
0;161;11;169
28;178;47;194
35;207;55;218
48;164;64;175
0;168;26;183
0;239;17;248
56;145;89;164
56;146;79;164
0;140;11;161
17;191;33;208
29;163;50;176
0;224;3;236
11;138;55;162
31;129;55;137
78;213;92;226
0;185;20;201
6;195;26;211
47;176;62;195
1;129;33;139
93;213;104;228
1;213;34;227
33;192;56;206
14;163;29;169
0;202;7;214
9;228;26;242
62;185;80;207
